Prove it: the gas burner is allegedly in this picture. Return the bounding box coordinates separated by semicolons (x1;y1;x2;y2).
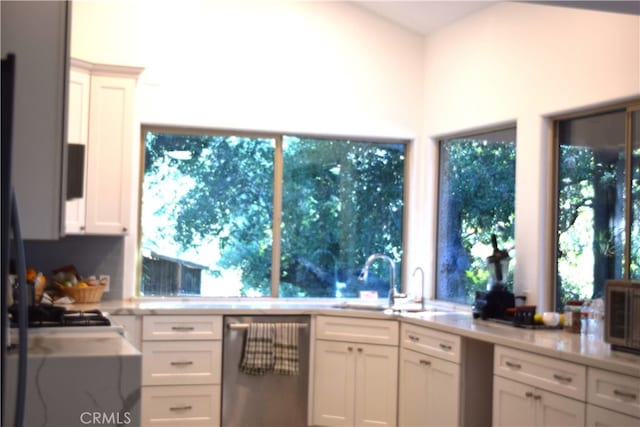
62;309;111;327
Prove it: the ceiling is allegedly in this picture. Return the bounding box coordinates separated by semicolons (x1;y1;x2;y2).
354;1;640;36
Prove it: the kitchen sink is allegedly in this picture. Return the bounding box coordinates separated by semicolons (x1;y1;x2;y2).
332;301;450;314
332;302;388;311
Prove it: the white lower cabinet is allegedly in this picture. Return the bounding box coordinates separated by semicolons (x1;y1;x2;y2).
586;367;640;426
109;314;142;350
398;323;492;427
398;348;459;427
493;375;585;426
312;316;399;427
493;346;586;427
141;315;222;426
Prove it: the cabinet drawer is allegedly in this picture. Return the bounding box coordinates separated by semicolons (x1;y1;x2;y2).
143;315;222;341
494;346;586;400
142;384;220;426
315;315;398;345
587;368;640;418
587;404;639;426
143;341;221;386
401;323;461;363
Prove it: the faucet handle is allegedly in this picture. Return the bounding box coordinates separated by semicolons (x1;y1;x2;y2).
394;292;407;299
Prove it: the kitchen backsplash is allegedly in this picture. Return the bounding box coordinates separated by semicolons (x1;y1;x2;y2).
24;236;124;300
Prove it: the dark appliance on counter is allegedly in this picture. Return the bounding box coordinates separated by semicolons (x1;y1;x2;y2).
473;285;516;320
604;279;640;355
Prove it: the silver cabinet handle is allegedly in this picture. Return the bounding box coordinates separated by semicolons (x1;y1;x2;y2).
171;326;195;331
439;343;452;351
170;361;194;366
553;374;572;383
169;406;192;411
613;389;637;400
505;361;522;369
419;359;431;366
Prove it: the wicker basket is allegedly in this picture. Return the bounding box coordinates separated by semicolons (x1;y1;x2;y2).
58;284;106;303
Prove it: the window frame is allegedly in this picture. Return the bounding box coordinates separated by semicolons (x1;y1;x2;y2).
549;100;640;310
136;125;411;298
434;124;517;305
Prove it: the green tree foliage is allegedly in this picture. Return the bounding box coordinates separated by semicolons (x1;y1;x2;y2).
142;132;405;297
437;138;516;304
280;137;404;297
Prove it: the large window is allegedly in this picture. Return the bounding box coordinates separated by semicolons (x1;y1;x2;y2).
554;105;640;308
139;129;406;298
436;127;517;304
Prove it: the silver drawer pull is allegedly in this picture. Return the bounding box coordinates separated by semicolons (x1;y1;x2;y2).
439;343;452;351
505;361;522;369
171;326;195;331
169;405;192;411
408;334;420;342
613;389;637;400
419;359;431;366
553;374;572;383
170;361;194;366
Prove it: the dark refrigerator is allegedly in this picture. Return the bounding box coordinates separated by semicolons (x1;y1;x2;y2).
2;53;29;427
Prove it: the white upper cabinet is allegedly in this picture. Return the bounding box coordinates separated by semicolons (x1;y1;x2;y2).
1;1;70;239
65;59;142;235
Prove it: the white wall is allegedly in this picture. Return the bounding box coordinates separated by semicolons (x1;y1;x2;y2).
419;2;640;309
71;0;425;297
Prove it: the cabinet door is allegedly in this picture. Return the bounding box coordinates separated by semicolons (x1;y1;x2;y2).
493;376;585;427
399;348;460;427
65;67;90;234
398;348;430;426
536;388;585;426
428;354;460;426
1;1;69;239
493;376;536;427
313;340;356;427
85;74;135;234
354;343;398;427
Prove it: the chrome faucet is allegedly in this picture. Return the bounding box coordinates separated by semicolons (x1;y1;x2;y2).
359;253;397;309
413;266;426;311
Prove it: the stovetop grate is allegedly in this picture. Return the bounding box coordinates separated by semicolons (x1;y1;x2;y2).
9;305;111;328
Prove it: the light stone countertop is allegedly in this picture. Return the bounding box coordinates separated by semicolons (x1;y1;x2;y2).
5;330;141;427
75;298;640;377
8;330;140;358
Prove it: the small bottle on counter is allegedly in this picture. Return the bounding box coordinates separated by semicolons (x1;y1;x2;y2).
563;301;583;334
580;299;592;335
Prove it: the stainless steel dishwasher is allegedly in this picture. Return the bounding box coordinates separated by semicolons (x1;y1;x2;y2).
222;315;310;427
